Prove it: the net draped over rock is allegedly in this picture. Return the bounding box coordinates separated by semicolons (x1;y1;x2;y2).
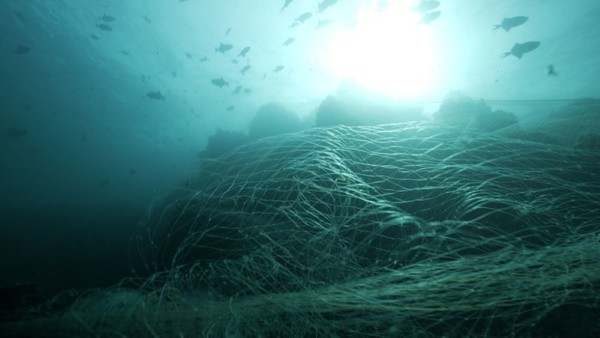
134;122;600;336
11;122;599;337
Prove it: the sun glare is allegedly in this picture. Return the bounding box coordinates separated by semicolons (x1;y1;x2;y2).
324;3;438;99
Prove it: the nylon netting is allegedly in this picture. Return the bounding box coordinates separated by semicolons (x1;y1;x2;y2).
10;122;600;337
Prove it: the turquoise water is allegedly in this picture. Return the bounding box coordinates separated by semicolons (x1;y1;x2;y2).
1;1;599;336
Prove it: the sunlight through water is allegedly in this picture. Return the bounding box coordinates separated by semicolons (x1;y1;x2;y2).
324;2;438;99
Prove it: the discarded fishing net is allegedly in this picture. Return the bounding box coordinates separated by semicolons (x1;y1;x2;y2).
5;121;600;337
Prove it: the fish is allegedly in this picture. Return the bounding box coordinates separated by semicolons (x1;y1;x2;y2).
281;0;293;12
493;16;528;32
14;45;30;54
227;106;235;111
211;77;229;88
240;65;251;75
185;52;193;59
120;50;130;56
318;0;337;13
238;46;251;57
142;15;152;23
292;12;312;27
89;34;100;40
502;41;540;59
420;11;441;24
548;64;558;76
273;65;285;74
233;85;243;94
101;14;115;22
215;43;233;53
147;91;165;100
283;38;296;46
413;0;440;13
3;127;29;138
225;27;232;36
97;23;112;31
316;20;334;29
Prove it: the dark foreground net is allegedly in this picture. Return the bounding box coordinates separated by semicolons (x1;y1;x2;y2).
6;122;600;337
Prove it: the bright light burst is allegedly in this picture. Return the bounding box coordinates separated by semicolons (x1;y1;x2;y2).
324;2;438;99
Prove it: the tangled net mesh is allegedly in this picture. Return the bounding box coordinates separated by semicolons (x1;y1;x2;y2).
8;121;600;337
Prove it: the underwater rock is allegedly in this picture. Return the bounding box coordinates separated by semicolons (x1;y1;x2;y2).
434;91;518;131
201;128;250;158
248;102;303;140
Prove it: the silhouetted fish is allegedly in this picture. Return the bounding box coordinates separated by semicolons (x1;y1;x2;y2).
233;85;243;94
227;106;235;111
493;16;528;32
101;14;115;22
3;127;29;138
283;38;296;46
502;41;540;58
89;34;100;40
548;64;558;76
273;65;284;74
316;20;334;29
199;56;209;62
97;23;112;31
147;91;165;100
240;65;251;75
281;0;294;12
413;0;440;13
14;45;30;54
292;12;312;27
215;43;233;53
420;11;441;24
211;77;229;88
318;0;337;13
238;46;251;57
225;27;232;36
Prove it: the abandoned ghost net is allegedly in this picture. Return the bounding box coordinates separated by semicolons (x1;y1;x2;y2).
8;121;600;337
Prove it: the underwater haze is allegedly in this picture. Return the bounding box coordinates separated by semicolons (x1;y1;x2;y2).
1;0;600;337
1;0;599;210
